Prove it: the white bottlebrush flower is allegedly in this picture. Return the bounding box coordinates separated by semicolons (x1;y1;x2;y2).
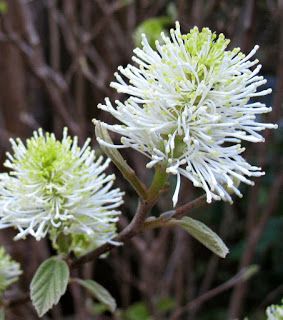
266;300;283;320
97;22;277;206
0;128;124;253
0;246;22;294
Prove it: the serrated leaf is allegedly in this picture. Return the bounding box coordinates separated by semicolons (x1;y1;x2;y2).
176;217;229;258
30;257;69;317
75;279;116;313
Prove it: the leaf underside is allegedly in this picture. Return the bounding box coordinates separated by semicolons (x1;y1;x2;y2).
177;216;229;258
75;278;116;313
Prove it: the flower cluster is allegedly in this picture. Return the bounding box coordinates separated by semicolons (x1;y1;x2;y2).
0;129;124;255
0;246;21;295
266;300;283;320
97;22;277;206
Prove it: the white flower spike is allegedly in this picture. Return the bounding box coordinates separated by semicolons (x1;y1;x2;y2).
0;246;22;294
97;22;277;206
266;300;283;320
0;128;124;254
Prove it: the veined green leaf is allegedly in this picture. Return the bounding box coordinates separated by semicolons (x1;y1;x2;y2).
30;257;69;317
176;217;229;258
75;279;116;313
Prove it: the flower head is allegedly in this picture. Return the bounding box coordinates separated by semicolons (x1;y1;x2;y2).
266;300;283;320
0;129;124;254
0;246;21;295
97;22;277;205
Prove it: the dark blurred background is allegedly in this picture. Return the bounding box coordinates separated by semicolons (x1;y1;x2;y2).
0;0;282;319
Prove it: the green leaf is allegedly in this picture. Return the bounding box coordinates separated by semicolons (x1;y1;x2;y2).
75;279;116;313
0;1;7;14
156;296;176;313
0;308;4;320
86;300;109;316
30;257;69;317
121;0;134;5
133;17;172;48
124;302;151;320
176;217;229;258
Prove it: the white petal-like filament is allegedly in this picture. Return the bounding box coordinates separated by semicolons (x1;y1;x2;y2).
0;128;124;255
97;22;277;206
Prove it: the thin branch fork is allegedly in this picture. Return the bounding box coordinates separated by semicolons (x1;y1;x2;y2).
143;194;207;230
70;193;207;269
70;198;156;268
70;165;168;267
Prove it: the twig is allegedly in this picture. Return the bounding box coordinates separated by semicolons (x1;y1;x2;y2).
171;267;256;320
143;194;207;230
71;164;167;267
229;171;283;318
70;198;155;268
174;195;208;219
0;1;80;136
257;283;283;311
71;192;208;269
4;294;29;308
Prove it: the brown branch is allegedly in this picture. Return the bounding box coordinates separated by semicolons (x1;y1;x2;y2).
143;194;207;230
171;267;256;320
70;164;168;267
229;171;283;318
257;284;283;311
3;294;29;309
70;198;155;268
71;192;208;269
0;1;80;136
174;194;208;219
199;204;234;293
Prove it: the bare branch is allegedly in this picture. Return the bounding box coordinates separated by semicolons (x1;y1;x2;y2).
171;267;257;320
